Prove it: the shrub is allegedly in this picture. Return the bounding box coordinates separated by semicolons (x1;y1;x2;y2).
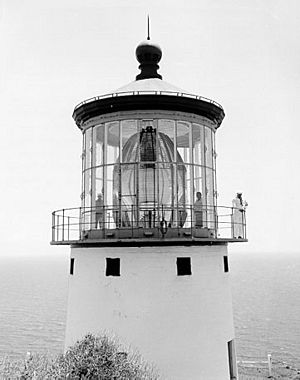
0;334;160;379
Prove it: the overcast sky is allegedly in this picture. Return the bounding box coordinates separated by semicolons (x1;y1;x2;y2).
0;0;299;256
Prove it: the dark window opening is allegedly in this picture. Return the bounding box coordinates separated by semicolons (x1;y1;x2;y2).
106;258;120;276
177;257;192;276
70;258;75;275
227;340;237;379
223;256;229;273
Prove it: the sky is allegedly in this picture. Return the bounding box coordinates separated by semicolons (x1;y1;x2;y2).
0;0;299;256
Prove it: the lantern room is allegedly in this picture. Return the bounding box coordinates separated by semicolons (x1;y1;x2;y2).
51;38;247;244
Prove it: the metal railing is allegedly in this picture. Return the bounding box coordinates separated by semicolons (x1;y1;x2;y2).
51;204;246;244
73;90;224;111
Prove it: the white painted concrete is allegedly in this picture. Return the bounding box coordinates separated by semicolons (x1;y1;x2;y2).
65;245;236;380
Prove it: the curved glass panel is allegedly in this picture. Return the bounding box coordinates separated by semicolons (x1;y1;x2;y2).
83;167;92;229
205;126;213;169
121;120;138;163
94;124;104;166
193;165;202;195
192;123;203;166
95;167;103;199
107;121;119;165
206;167;215;229
106;164;115;205
177;121;191;163
85;128;93;169
158;119;175;161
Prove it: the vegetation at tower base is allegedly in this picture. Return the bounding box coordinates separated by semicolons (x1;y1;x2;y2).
1;339;300;380
0;334;160;379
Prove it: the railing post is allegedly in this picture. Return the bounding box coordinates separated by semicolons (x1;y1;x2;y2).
214;205;217;238
103;205;106;235
56;214;59;242
62;209;65;241
68;216;70;241
231;207;234;239
90;205;93;231
190;205;193;236
52;212;55;242
131;204;133;238
79;207;82;240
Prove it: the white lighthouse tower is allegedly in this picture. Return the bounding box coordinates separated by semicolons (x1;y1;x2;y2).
52;34;247;380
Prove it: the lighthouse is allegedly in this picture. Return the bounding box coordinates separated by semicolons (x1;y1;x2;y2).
52;33;247;380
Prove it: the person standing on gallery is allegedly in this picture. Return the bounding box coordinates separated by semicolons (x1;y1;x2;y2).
95;193;104;228
194;191;203;228
232;192;248;238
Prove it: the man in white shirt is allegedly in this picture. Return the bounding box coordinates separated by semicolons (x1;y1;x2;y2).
232;192;247;238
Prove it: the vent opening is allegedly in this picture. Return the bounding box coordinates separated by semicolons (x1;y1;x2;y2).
223;256;229;273
106;258;120;276
177;257;192;276
70;258;75;275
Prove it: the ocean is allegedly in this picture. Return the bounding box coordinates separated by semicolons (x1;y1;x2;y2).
231;252;300;369
0;252;299;369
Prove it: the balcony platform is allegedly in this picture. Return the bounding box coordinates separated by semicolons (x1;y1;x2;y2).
51;205;247;246
51;226;247;246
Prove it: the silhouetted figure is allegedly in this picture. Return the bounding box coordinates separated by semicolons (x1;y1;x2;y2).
194;192;203;228
95;194;104;228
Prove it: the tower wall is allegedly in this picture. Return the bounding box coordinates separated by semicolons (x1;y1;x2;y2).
65;244;236;380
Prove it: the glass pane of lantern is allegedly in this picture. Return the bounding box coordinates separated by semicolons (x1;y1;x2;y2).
205;127;213;169
212;131;217;172
206;167;215;229
177;163;188;225
121;120;138;163
139;162;156;206
169;163;179;226
112;163;137;227
106;164;114;203
106;121;119;165
105;164;116;229
158;119;175;161
192;123;203;166
85;128;93;169
157;162;172;220
94;124;104;166
193;165;204;226
193;165;203;195
95;167;103;199
83;168;92;229
177;121;191;163
122;163;136;226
